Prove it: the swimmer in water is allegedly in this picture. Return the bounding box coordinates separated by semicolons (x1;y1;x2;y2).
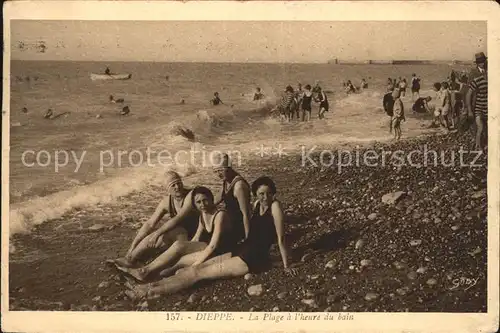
210;92;224;106
253;87;264;101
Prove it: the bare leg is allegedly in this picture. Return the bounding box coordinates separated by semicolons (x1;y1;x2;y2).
158;251;207;277
135;256;249;299
475;114;484;151
123;227;188;266
116;240;206;281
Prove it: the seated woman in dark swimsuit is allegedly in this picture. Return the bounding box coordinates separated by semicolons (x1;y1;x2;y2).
117;186;237;282
124;176;296;300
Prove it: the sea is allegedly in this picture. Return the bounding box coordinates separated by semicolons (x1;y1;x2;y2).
8;60;468;235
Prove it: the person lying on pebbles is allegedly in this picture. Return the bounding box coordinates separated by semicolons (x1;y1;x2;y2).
109;171;201;269
124;176;297;300
117;186;239;282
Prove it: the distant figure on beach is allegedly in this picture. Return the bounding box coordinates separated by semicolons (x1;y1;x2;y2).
391;88;405;140
345;80;356;94
116;186;239;282
448;73;462;129
105;67;111;75
300;84;313;122
120;106;130;115
360;79;368;89
466;52;488;151
109;95;124;104
315;87;329;120
387;78;395;92
411;73;421;101
439;81;452;132
22;107;28;114
412;96;432;114
180;99;185;105
213;153;251;241
275;85;295;122
312;81;322;94
253;87;265;101
44;109;53;119
399;78;407;97
210;92;224;106
111;171;201;269
123;176;296;301
166;75;170;81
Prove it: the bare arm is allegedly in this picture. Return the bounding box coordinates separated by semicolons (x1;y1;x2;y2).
234;181;252;239
154;191;195;236
190;220;203;242
466;87;475;118
191;212;227;266
128;197;169;253
271;200;290;269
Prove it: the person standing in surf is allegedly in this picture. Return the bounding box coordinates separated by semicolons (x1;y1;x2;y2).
391;88;405;140
213;153;252;242
315;87;329;120
111;171;200;268
411;73;421;102
210;92;224;106
301;84;313;122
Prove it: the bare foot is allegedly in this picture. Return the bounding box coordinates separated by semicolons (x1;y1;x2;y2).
125;288;147;301
115;265;149;282
114;257;137;268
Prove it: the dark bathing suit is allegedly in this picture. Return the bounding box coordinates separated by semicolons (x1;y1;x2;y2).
233;201;278;272
412;98;428;113
301;92;313;111
318;93;329;111
221;175;249;242
198;209;238;256
167;188;199;239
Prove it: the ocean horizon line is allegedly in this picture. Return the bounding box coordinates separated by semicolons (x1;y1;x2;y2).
10;59;474;65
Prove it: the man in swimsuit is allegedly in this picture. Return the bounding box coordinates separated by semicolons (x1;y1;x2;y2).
111;171;200;268
105;67;111;75
210;92;223;106
213;153;251;242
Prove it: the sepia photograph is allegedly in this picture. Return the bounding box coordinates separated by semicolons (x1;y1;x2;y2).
2;1;499;333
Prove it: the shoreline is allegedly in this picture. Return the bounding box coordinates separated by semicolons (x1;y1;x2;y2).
9;129;487;312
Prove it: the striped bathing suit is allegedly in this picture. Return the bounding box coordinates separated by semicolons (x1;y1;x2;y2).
469;74;487;118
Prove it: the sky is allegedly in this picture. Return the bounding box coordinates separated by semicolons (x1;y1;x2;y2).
11;20;487;63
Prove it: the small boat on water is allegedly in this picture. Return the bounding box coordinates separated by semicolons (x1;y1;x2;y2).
90;73;132;81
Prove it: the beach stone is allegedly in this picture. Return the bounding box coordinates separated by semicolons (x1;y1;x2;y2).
88;224;106;231
212;296;218;301
407;271;418;280
469;247;482;256
325;260;336;269
410;239;422;247
416;267;427;274
355;239;365;250
382;191;406;205
244;273;254;281
301;253;314;262
301;299;318;308
92;296;102;303
471;189;486;199
277;292;287;300
247;284;263;296
360;259;372;267
393;261;406;270
434;217;442;224
396;287;410;296
367;213;377;221
426;278;438;286
272;306;280;312
364;292;379;301
451;225;460;231
187;293;199;303
98;281;110;289
323;306;333;312
201;295;208;302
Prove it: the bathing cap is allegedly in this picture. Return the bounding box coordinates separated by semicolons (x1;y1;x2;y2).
212;153;231;171
165;171;182;189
